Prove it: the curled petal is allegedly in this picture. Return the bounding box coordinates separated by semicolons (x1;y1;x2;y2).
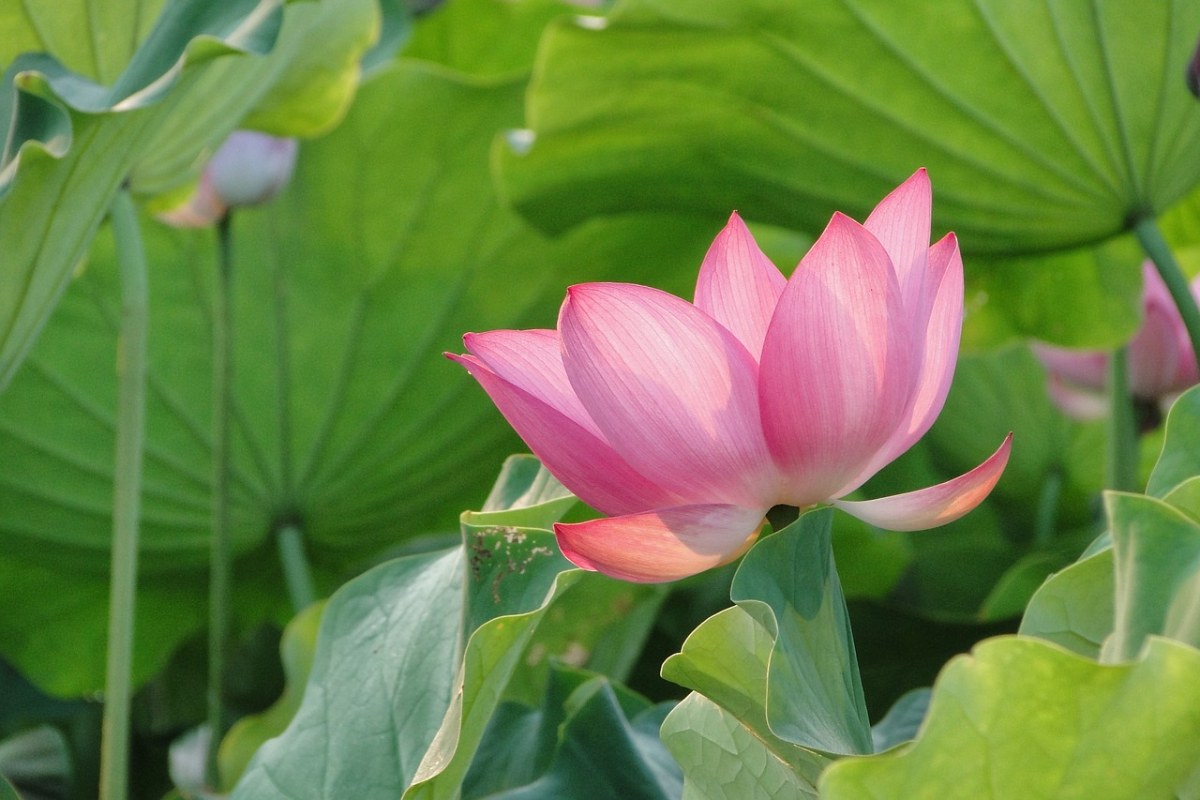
694;212;787;357
833;433;1012;531
559;282;776;507
864;168;931;314
555;504;766;583
760;213;913;504
447;350;680;516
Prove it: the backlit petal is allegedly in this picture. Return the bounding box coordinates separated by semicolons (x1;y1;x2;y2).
833;434;1012;531
835;234;964;496
759;214;914;504
694;212;787;358
864;169;931;313
559;283;776;507
554;504;765;583
448;349;680;515
463;329;598;436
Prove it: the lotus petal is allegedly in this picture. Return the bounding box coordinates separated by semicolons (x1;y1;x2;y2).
693;212;787;357
760;214;913;503
559;282;776;507
834;434;1012;531
555;504;765;583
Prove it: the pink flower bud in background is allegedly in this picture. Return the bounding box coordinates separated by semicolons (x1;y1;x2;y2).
1032;262;1200;420
450;170;1011;583
159;131;298;227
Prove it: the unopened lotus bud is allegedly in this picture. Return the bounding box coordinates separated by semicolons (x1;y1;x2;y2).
159;131;298;227
206;131;298;208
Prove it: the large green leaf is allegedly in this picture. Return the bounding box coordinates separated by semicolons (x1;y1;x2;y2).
404;0;577;78
1147;386;1200;497
729;511;870;755
464;665;680;800
660;606;830;798
231;546;468;797
962;236;1143;349
0;54;713;695
659;508;868;800
0;0;376;389
498;0;1200;253
492;0;1200;348
1022;389;1200;660
819;637;1200;799
1102;492;1200;662
1016;547;1113;659
232;459;655;798
661;693;820;800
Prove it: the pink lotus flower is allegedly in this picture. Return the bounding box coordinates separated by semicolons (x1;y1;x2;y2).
450;170;1011;583
160;131;298;227
1033;262;1200;420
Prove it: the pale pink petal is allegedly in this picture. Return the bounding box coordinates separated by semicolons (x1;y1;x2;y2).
694;212;787;358
554;504;765;583
559;283;777;508
463;329;600;437
834;234;964;496
892;233;964;445
157;175;226;228
1044;373;1109;420
759;214;914;505
1129;295;1186;398
1031;344;1109;391
833;434;1012;531
864;169;932;314
448;350;680;515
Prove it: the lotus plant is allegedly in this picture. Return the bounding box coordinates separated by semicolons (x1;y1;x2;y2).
451;170;1011;582
160;131;298;227
1033;262;1200;420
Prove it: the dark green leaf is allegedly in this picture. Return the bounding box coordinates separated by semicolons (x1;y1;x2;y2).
868;689;929;753
466;668;680;800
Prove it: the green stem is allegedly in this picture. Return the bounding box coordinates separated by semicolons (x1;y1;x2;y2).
1106;346;1139;492
206;214;234;788
1032;469;1063;549
276;522;316;612
1135;215;1200;376
99;190;148;800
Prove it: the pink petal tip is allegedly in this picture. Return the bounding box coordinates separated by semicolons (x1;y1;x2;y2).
833;433;1012;531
